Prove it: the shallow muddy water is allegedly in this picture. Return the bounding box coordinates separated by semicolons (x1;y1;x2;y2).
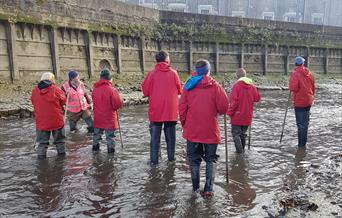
0;86;341;217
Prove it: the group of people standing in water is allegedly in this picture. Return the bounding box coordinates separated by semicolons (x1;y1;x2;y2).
30;50;315;197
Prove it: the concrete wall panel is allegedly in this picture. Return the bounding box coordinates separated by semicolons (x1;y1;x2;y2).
0;22;10;80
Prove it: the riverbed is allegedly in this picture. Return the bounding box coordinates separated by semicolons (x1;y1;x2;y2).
0;86;341;217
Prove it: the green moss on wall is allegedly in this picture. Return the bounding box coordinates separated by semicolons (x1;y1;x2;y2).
1;11;342;48
36;0;46;6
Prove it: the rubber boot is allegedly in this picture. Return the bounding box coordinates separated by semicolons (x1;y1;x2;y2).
233;136;244;153
164;124;176;161
69;120;77;132
204;161;215;194
190;164;200;192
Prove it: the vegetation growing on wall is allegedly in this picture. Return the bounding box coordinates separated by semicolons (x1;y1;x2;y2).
36;0;46;6
0;8;340;48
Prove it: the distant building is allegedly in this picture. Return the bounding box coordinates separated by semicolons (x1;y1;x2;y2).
119;0;342;27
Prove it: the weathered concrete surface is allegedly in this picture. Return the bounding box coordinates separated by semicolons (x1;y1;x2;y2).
0;0;342;82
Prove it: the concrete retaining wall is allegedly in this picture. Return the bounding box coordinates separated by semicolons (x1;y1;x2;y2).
0;0;341;82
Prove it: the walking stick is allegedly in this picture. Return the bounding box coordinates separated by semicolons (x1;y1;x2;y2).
224;113;229;184
117;112;124;148
159;143;162;159
64;91;70;125
248;125;251;150
280;92;291;144
222;80;229;184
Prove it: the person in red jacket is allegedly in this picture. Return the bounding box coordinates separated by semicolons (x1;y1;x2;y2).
289;56;315;147
31;72;66;158
179;59;228;197
92;69;123;153
227;68;261;153
142;50;182;165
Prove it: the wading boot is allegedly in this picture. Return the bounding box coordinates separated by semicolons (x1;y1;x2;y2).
202;191;214;199
107;147;115;153
87;127;94;133
37;155;46;159
190;165;200;192
84;117;94;133
57;152;66;156
92;144;99;151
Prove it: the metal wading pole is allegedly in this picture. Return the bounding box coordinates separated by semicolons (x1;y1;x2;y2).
222;80;229;184
248;125;251;150
280;92;291;144
117;112;124;148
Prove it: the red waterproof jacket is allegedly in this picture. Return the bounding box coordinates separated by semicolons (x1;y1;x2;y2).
142;62;182;122
31;83;66;131
179;76;228;144
227;77;261;126
92;79;122;130
289;66;315;107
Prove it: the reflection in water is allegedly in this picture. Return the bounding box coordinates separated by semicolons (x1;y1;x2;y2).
0;86;341;217
85;154;118;216
32;157;66;213
285;147;308;189
140;163;176;217
227;154;256;212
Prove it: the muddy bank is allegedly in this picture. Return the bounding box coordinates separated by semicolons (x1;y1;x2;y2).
0;73;341;119
0;81;147;119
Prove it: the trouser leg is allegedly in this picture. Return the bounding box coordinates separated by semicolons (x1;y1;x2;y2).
164;121;177;161
84;117;94;133
93;128;103;151
231;125;244;153
36;130;50;158
295;107;311;147
149;122;163;164
105;130;116;153
68;111;82;131
69;120;77;131
82;109;94;133
240;126;249;150
203;144;218;193
52;128;66;155
187;141;203;192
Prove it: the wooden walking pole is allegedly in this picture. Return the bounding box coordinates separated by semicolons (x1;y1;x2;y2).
224;113;229;184
159;143;161;159
280;92;291;144
63;91;70;125
117;112;124;148
222;80;229;184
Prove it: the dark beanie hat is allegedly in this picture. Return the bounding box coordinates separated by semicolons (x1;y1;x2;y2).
100;68;112;80
155;50;169;63
68;70;78;80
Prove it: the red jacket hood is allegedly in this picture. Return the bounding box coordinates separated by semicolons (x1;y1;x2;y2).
235;77;254;90
197;75;215;88
236;81;252;90
155;62;172;72
94;79;112;88
295;66;311;77
39;85;53;95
